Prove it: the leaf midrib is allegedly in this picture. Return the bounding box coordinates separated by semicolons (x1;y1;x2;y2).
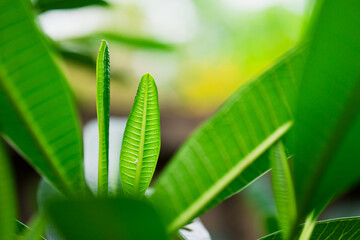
167;121;293;233
134;78;148;196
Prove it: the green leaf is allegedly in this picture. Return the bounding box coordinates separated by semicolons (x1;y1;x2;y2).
150;47;307;234
270;141;296;239
259;217;360;240
96;40;110;196
101;32;175;51
45;197;167;240
298;212;316;240
0;0;86;195
60;32;175;54
21;215;46;240
293;0;360;219
119;73;161;197
33;0;108;13
0;140;16;240
15;219;46;240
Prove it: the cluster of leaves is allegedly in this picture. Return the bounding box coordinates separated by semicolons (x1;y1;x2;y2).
1;0;360;239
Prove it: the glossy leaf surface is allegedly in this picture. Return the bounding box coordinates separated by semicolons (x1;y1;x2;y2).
259;217;360;240
119;73;161;197
151;47;306;233
270;141;296;239
0;140;16;240
0;0;85;195
96;40;110;196
45;198;167;240
293;0;360;218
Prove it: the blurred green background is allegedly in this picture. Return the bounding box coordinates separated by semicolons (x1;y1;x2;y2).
12;0;318;239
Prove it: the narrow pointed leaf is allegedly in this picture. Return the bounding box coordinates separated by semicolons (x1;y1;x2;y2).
96;40;110;196
0;0;86;195
293;0;360;219
151;47;307;234
120;73;161;197
270;141;296;239
0;140;16;240
259;217;360;240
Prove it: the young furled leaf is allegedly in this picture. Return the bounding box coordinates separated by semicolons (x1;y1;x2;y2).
96;40;110;196
119;73;160;197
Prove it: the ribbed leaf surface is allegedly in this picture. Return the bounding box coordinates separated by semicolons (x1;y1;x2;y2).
293;0;360;218
119;73;160;197
0;0;85;195
259;217;360;240
270;141;296;239
0;140;16;240
96;40;110;196
151;47;307;233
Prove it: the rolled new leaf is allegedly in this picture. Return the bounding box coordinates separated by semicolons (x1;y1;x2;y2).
119;73;161;197
96;40;110;196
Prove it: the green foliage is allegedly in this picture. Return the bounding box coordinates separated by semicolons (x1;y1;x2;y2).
293;0;360;222
21;215;46;240
0;140;16;240
0;0;86;195
259;217;360;240
96;40;110;196
119;73;161;197
15;219;46;240
45;198;167;240
270;141;296;239
2;0;360;239
150;47;306;234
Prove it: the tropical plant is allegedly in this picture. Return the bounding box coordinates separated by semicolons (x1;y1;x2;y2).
1;0;360;239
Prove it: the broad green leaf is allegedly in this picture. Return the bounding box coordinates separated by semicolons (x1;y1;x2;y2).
33;0;108;13
96;40;110;196
293;0;360;219
0;140;16;240
151;47;307;234
45;197;167;240
0;0;86;195
270;141;296;239
259;217;360;240
119;73;161;197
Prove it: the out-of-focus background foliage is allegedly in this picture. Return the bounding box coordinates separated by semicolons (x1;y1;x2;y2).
12;0;331;239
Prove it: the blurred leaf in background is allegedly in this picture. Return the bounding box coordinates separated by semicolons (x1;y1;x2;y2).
34;0;307;116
